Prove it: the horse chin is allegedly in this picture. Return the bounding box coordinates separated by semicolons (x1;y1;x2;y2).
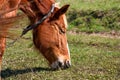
50;58;71;70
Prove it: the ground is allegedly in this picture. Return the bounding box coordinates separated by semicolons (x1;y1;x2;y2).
1;31;120;80
1;0;120;79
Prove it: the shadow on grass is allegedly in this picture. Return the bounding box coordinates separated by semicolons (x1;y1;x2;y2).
1;67;51;78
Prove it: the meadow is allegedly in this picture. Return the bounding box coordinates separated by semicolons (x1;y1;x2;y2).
1;0;120;80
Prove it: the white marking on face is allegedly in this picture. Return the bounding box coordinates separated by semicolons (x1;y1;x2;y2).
54;3;68;28
67;43;71;65
63;15;68;28
58;56;64;63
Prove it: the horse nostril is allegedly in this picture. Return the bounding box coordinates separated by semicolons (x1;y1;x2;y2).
66;61;71;68
61;60;71;69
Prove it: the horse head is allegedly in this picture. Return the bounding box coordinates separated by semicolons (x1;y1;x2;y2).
33;4;71;70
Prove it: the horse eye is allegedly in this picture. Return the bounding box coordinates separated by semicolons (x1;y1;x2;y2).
59;28;66;34
54;22;66;34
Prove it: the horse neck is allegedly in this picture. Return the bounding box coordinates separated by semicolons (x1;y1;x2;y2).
20;0;55;24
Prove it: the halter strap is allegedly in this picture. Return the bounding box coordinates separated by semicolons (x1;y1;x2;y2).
21;4;55;37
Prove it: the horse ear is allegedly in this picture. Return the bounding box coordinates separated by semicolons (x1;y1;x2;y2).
52;4;70;20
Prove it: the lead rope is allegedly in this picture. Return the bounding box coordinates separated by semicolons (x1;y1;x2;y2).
7;4;55;47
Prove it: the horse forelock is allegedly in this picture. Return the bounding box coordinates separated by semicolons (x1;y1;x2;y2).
54;2;60;8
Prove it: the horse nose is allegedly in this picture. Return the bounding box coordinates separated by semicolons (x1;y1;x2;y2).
59;60;71;69
63;60;71;69
51;60;71;70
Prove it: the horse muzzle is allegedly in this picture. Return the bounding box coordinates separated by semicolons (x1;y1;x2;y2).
50;59;71;70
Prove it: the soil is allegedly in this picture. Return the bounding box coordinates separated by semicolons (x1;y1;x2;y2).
68;30;120;39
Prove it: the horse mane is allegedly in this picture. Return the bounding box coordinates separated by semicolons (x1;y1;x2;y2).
0;0;26;39
0;14;27;39
0;0;56;39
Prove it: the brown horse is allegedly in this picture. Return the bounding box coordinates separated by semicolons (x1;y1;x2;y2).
32;4;71;70
0;0;71;72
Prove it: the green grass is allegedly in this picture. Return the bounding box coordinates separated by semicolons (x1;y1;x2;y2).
60;0;120;33
1;33;120;80
1;0;120;80
60;0;120;11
